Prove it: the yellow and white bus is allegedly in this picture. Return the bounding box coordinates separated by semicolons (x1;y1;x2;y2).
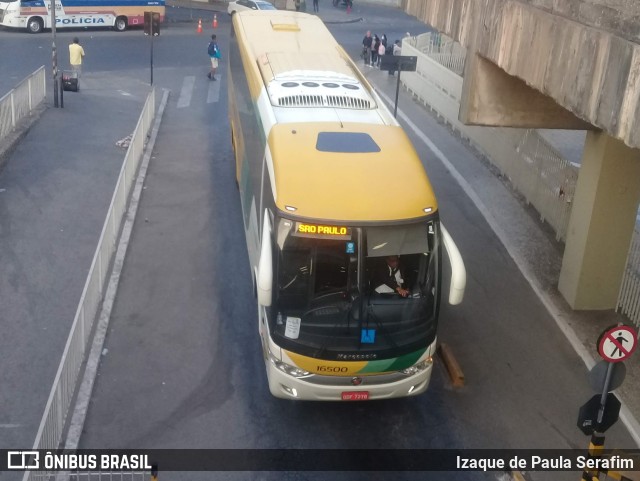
228;10;466;401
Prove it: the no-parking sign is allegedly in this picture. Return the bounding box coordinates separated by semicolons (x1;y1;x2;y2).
597;325;638;362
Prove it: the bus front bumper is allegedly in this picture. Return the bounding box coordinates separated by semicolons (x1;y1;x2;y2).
266;362;433;401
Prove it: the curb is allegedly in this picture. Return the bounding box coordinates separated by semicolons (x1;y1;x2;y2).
324;16;363;24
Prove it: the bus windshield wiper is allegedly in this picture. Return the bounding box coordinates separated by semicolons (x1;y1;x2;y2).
302;302;350;358
362;299;399;350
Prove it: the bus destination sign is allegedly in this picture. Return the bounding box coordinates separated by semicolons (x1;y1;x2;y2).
294;223;352;240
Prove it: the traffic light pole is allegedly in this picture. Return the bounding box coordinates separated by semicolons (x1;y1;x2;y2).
580;367;612;481
597;362;614;428
50;0;59;107
144;11;159;85
394;65;401;118
581;434;605;481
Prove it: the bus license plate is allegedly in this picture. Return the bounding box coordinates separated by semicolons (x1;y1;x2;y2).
341;391;369;401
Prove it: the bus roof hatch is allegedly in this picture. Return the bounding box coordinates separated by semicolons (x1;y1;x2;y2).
270;20;300;32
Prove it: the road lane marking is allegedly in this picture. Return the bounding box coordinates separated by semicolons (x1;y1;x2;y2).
177;76;195;108
207;77;221;103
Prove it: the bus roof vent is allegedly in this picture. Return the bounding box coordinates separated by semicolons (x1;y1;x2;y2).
278;95;325;107
270;81;375;109
276;94;372;109
326;95;372;109
260;53;377;109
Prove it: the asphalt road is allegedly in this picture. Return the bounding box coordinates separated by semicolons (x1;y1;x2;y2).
1;4;637;481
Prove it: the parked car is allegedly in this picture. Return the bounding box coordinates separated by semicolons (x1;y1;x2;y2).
272;0;306;10
227;0;277;15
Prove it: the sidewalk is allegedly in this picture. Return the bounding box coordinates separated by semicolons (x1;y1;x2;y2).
0;73;151;463
359;63;640;446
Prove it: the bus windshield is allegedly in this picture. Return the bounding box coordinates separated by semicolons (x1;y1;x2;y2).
272;217;440;360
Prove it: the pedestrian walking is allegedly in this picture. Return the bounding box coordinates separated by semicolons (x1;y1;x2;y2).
388;39;401;76
377;41;385;67
313;0;319;12
372;35;380;67
207;34;221;81
362;30;373;67
393;39;401;56
69;37;85;77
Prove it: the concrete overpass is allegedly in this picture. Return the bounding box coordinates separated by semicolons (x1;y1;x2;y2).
402;0;640;310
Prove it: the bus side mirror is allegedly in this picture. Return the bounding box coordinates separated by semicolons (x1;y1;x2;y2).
441;223;466;305
257;214;273;306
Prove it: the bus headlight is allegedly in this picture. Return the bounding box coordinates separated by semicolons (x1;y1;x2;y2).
268;352;311;378
400;358;433;376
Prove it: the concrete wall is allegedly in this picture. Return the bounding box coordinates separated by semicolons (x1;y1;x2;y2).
522;0;640;44
401;37;578;242
403;0;640;150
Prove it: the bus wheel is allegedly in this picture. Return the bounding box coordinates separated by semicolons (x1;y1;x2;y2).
114;16;127;31
27;17;43;34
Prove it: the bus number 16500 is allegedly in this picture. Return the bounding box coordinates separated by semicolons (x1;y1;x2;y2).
317;366;348;373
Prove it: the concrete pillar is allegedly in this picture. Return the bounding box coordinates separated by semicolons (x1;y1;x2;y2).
559;132;640;309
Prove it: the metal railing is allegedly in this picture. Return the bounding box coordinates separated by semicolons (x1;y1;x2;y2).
23;88;157;481
513;130;577;241
406;32;466;75
0;66;46;145
424;52;465;75
400;34;576;242
617;231;640;330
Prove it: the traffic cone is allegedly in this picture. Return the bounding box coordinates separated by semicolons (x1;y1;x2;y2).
212;14;218;29
196;18;202;34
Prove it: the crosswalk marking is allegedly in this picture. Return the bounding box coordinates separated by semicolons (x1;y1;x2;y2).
177;76;195;108
175;75;222;108
207;77;221;103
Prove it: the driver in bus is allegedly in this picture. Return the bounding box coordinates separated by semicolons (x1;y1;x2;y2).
373;255;409;297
